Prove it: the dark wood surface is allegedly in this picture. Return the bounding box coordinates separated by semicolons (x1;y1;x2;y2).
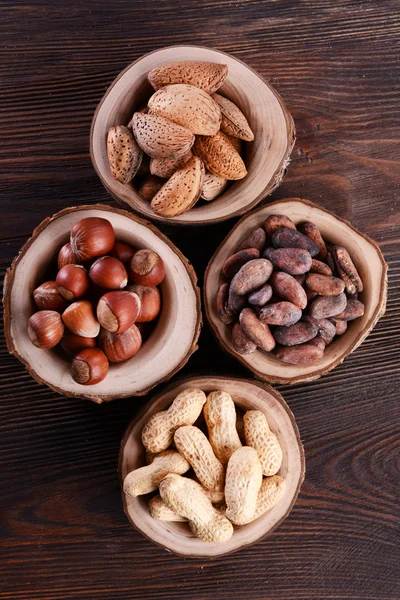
1;1;399;598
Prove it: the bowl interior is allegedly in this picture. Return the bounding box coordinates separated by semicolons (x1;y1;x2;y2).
119;376;304;558
204;198;387;384
6;206;200;401
91;45;294;224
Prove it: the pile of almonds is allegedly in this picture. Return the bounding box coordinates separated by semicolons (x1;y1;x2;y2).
123;388;285;544
217;214;365;365
107;61;254;218
27;217;164;385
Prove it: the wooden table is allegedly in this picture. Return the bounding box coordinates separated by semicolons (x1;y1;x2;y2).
1;1;399;598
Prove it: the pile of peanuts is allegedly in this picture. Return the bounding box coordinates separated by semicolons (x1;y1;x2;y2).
123;388;286;544
217;214;365;365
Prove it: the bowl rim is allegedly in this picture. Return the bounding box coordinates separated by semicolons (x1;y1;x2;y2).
90;44;296;226
3;203;202;402
204;197;388;385
118;374;305;558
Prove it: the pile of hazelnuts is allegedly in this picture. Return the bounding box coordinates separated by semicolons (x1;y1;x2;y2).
27;217;165;385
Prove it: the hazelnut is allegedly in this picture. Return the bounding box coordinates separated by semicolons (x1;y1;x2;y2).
97;291;141;333
127;284;161;322
70;217;115;261
60;331;97;356
89;256;128;290
27;310;64;349
56;264;90;301
98;324;142;363
58;243;81;270
110;241;135;264
33;281;67;312
129;249;165;286
71;348;109;385
62;300;100;338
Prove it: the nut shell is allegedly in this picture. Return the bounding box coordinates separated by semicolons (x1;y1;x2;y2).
193;131;247;180
62;300;100;338
99;324;142;363
56;264;90;301
148;61;228;95
27;310;64;349
71;348;109;385
89;256;128;290
107;125;143;184
129;249;165;287
33;281;68;312
131;112;195;159
212;93;254;141
70;217;115;261
97;291;141;333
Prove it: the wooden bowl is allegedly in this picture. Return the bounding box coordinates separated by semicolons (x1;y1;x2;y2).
119;375;305;558
90;45;295;225
204;198;388;385
3;205;201;403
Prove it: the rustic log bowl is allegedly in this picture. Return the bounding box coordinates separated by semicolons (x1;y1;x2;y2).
3;205;201;403
119;375;305;558
90;45;295;225
204;198;388;385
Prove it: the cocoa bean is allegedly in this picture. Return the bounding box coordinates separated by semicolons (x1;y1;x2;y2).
239;308;275;352
306;273;345;296
293;273;306;285
222;248;260;279
236;227;267;252
270;248;312;275
310;259;332;276
230;259;273;296
306;288;317;301
334;299;365;321
273;321;318;346
258;302;302;326
227;288;247;314
270;271;307;309
298;221;327;260
326;252;337;275
309;292;347;319
333;246;363;294
248;284;273;307
308;336;326;351
274;342;324;365
331;319;348;335
231;322;257;355
303;314;336;344
272;228;320;257
216;283;232;324
263;214;296;237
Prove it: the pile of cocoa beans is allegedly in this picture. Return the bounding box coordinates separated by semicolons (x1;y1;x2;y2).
216;214;365;365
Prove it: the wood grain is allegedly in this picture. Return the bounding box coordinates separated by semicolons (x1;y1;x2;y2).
0;0;399;599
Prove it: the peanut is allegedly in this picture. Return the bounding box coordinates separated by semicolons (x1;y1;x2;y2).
174;425;225;491
230;259;273;296
216;283;233;324
231;322;257;355
309;292;347;319
298;221;327;259
272;228;319;257
243;410;282;476
264;214;296;237
270;271;307;309
148;495;188;522
123;450;190;497
192;477;225;504
258;302;302;326
273;321;318;346
239;308;276;352
252;475;287;521
225;447;263;525
204;390;242;464
236;227;267;252
275;342;324;364
270;248;312;275
306;273;345;296
222;248;260;279
159;474;233;543
142;388;206;453
248;284;273;307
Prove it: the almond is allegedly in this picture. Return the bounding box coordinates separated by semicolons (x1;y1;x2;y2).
148;61;228;95
150;151;192;179
130;113;194;159
225;134;243;154
148;84;222;135
139;175;164;202
212;93;254;141
107;125;143;184
193;131;247;180
151;155;205;217
201;171;228;201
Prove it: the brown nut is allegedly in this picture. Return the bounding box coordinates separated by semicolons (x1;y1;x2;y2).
70;217;115;261
308;335;326;351
33;281;68;312
270;271;307;309
27;310;64;349
89;257;128;290
275;342;324;365
264;214;296;237
236;227;266;252
331;318;348;335
227;288;247;314
262;247;275;261
97;291;141;333
273;321;318;346
298;221;327;260
306;273;345;296
309;292;347;319
230;259;273;296
333;246;363;294
269;248;312;275
126;284;161;322
110;242;136;264
98;324;142;363
303;314;336;344
216;283;233;324
326;251;337;275
57;242;81;270
56;264;90;301
239;308;275;352
306;288;317;302
139;175;164;202
129;249;165;287
221;248;260;279
258;302;302;326
334;299;365;321
310;259;332;276
71;348;109;385
61;331;97;356
272;228;320;257
293;273;306;285
248;284;273;307
62;300;100;338
231;322;257;355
